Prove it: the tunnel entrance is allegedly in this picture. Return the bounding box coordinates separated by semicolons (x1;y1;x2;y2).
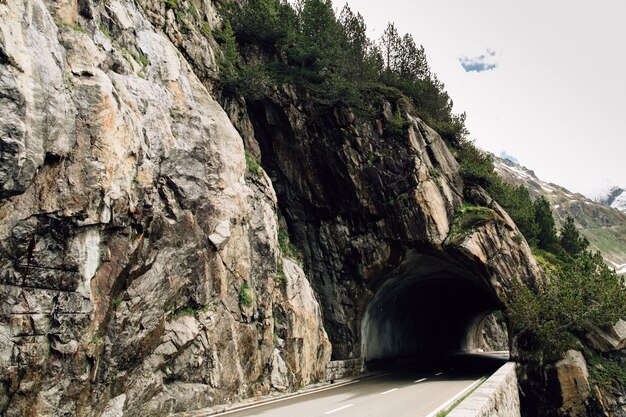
361;250;505;361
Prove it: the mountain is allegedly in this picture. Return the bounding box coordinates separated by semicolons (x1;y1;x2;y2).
493;155;626;274
600;187;626;213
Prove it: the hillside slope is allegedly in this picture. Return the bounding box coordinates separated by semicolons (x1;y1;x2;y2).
493;155;626;274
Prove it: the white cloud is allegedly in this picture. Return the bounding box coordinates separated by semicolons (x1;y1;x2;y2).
459;49;497;72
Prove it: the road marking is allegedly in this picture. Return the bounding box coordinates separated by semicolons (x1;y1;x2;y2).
414;378;427;383
210;379;361;416
324;404;354;414
380;388;398;395
435;372;443;376
424;377;486;417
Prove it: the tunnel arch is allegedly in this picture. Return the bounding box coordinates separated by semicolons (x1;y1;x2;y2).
361;249;505;361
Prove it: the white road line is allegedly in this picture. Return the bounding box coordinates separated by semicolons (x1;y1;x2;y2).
435;372;443;376
324;404;354;414
210;380;361;416
380;388;398;395
414;378;427;383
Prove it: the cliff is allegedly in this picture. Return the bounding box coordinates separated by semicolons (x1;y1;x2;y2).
0;1;330;415
0;1;623;416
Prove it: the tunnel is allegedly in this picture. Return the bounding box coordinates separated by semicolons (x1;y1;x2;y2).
361;250;505;361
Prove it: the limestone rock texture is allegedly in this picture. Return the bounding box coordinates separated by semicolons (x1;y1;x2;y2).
0;0;329;415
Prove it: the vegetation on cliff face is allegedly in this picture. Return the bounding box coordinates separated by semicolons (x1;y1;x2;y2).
507;251;625;355
448;204;502;245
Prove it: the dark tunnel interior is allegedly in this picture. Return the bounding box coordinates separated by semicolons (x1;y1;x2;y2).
361;251;504;361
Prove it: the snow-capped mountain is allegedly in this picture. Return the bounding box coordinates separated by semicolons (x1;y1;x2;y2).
600;187;626;213
492;155;626;275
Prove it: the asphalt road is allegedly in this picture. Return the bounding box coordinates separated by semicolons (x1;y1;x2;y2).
213;353;508;417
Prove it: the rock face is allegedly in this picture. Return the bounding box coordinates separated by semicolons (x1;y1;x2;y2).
0;0;329;415
480;312;509;352
585;320;626;353
226;92;542;362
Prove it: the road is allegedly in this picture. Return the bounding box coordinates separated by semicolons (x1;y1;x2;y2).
211;353;508;417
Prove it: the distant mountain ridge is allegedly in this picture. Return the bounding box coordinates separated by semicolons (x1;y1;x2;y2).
492;155;626;275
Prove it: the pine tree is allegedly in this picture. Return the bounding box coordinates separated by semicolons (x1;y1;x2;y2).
380;22;401;72
296;0;342;71
228;0;279;42
559;216;589;256
216;21;241;80
339;5;368;79
534;197;558;251
397;34;428;81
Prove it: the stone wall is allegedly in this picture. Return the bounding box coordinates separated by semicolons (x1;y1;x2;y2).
448;362;521;417
325;358;365;381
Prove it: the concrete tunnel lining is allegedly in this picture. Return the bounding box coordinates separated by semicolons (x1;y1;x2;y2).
361;251;503;361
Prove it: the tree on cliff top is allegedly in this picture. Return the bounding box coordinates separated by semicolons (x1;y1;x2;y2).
287;0;342;73
218;0;467;143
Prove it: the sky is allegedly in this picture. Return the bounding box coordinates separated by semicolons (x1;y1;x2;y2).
338;0;626;198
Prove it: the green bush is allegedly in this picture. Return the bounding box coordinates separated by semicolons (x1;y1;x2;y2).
239;283;254;307
447;204;501;245
456;139;496;188
174;306;195;317
386;107;405;137
164;0;178;10
588;354;626;396
275;268;287;285
506;251;626;360
73;23;87;33
245;152;263;177
278;227;302;263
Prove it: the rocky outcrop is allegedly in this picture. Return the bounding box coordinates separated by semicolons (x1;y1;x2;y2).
555;350;591;417
226;90;542;361
585;320;626;352
0;0;329;415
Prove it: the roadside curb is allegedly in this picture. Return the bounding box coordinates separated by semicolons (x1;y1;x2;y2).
176;372;383;417
424;377;487;417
